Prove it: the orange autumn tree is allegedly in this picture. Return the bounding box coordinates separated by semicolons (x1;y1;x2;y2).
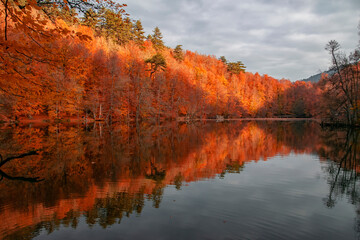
0;0;123;119
0;0;321;122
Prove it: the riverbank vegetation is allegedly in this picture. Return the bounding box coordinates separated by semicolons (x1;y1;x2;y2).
0;0;359;125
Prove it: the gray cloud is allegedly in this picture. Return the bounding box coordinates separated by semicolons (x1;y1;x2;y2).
122;0;360;81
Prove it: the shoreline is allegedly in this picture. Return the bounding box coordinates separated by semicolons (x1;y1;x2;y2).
177;118;319;122
0;117;320;125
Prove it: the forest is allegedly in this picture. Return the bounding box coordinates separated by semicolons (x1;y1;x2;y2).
0;0;359;125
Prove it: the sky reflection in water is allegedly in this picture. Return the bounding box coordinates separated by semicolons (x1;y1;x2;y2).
0;120;358;240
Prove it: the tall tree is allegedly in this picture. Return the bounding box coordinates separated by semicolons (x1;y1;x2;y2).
97;8;132;45
132;20;145;45
173;45;184;62
321;38;360;125
150;26;164;51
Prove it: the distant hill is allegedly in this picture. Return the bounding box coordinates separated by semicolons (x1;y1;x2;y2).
301;70;335;83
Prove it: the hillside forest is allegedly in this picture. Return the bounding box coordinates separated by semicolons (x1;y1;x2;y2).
0;0;359;125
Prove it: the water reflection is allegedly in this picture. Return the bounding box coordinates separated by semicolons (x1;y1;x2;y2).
316;128;360;237
0;121;358;239
318;129;360;208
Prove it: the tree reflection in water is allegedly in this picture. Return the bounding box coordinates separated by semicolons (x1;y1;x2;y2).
0;151;43;183
318;128;360;236
0;121;358;239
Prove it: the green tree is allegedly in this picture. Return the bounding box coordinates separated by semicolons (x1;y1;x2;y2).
145;53;167;79
173;45;184;62
97;8;132;45
219;56;227;64
132;20;145;45
82;9;99;29
227;61;246;74
151;27;165;51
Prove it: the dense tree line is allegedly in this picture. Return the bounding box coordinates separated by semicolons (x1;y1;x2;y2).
0;0;358;125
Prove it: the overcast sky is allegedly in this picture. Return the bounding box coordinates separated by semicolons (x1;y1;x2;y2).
122;0;360;81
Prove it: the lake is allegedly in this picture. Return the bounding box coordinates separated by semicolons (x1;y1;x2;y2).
0;120;359;240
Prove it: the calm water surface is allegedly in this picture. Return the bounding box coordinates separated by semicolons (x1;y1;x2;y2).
0;120;359;240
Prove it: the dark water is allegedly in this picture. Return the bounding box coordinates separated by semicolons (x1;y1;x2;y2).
0;120;359;240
